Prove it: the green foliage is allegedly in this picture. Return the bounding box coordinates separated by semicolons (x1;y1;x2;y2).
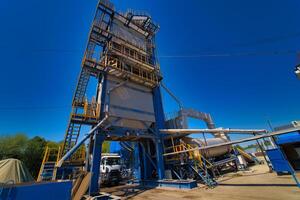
242;140;272;151
23;136;47;178
102;141;110;153
0;134;58;179
0;133;28;160
46;140;61;149
243;144;257;150
0;133;111;179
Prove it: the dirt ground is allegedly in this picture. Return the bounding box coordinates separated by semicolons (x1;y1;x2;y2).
102;164;300;200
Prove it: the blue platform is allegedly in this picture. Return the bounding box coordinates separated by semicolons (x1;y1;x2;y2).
0;181;72;200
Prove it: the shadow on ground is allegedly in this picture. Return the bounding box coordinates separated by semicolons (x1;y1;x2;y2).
218;183;297;187
102;182;153;199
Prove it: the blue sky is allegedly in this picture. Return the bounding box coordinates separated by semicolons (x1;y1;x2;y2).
0;0;299;142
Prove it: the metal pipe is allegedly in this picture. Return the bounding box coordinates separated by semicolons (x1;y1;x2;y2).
253;133;271;171
56;115;108;167
179;109;216;129
161;82;183;110
160;128;267;134
162;126;300;156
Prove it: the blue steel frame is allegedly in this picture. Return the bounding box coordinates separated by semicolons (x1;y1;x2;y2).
88;75;167;194
89;74;108;195
67;0;167;195
152;86;166;179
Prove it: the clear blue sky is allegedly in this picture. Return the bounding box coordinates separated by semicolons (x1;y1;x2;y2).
0;0;299;142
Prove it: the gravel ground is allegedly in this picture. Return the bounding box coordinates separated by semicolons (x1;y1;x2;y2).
102;164;300;200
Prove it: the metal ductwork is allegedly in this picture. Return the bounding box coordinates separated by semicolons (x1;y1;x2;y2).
178;109;215;129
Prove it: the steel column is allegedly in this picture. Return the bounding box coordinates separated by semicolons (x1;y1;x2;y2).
134;143;142;180
89;131;105;195
152;85;166;179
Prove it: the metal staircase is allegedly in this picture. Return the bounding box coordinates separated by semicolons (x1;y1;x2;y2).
37;146;61;181
37;1;116;181
165;141;217;187
37;145;86;182
189;164;217;188
74;69;90;104
183;143;217;187
63;123;82;154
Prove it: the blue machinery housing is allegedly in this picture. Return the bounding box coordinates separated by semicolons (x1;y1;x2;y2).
266;130;300;187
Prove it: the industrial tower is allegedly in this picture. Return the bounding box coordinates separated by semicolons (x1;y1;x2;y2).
38;0;167;195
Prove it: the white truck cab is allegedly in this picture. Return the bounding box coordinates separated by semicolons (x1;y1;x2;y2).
100;153;122;185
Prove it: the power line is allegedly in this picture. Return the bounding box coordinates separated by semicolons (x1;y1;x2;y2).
0;105;70;111
159;50;300;58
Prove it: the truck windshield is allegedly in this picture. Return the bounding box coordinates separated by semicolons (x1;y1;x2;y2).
106;158;120;165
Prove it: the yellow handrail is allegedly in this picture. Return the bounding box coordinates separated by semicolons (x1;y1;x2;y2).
165;140;214;170
37;146;49;181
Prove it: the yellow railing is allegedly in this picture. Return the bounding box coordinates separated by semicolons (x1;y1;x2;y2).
37;145;86;181
83;97;99;119
37;146;49;181
165;140;214;169
37;146;60;181
71;97;100;122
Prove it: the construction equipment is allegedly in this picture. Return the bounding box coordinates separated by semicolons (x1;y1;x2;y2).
100;153;122;185
236;147;260;164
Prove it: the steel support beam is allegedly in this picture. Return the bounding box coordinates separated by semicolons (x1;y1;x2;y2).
152;86;166;179
134;143;142;180
89;131;105;195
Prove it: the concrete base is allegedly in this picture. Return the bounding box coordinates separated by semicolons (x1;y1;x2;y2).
83;192;121;200
134;179;197;189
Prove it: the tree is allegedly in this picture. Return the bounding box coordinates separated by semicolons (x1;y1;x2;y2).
23;136;47;178
0;134;28;160
0;133;111;179
102;141;110;153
